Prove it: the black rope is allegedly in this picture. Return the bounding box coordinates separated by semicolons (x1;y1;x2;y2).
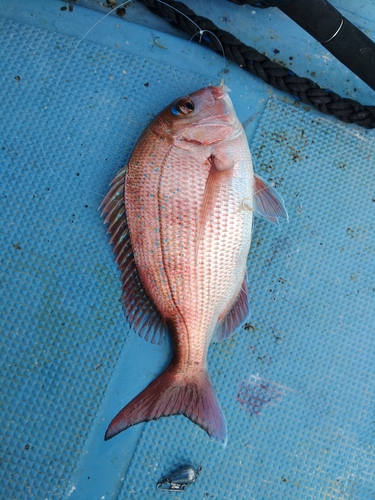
138;0;375;129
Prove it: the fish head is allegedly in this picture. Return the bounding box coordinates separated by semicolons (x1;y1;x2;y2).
155;85;242;147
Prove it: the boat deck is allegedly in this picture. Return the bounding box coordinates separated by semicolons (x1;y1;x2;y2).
1;1;375;498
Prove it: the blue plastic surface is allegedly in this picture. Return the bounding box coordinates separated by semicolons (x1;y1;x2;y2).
1;1;375;499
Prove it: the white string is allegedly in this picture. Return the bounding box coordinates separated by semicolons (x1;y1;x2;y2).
41;0;229;203
41;1;134;202
155;0;227;67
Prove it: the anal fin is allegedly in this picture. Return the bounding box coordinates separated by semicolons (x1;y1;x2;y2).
213;274;250;343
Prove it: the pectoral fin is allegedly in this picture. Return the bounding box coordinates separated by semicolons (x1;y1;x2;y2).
254;174;288;225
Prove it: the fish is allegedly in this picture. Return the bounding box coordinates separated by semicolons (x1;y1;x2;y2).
101;84;288;445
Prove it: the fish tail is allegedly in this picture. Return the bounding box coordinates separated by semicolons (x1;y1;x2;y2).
104;364;227;445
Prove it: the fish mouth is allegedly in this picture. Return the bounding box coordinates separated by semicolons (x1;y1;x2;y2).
194;85;235;125
208;84;231;100
209;85;226;100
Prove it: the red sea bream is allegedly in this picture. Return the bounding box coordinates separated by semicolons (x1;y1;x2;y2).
101;85;287;445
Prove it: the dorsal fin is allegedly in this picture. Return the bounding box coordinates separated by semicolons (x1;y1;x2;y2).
100;167;169;344
254;174;288;225
212;275;250;343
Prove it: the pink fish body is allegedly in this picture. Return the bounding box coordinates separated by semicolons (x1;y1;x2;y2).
101;85;287;444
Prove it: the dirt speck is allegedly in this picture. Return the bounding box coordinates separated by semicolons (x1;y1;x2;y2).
346;227;355;238
244;323;256;332
116;7;126;17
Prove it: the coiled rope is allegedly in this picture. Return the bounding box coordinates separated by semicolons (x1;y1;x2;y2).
138;0;375;129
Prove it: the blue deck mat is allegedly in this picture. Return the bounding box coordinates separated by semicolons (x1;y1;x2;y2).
1;1;375;499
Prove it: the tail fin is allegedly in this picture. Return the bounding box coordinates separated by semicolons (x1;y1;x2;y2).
105;365;227;445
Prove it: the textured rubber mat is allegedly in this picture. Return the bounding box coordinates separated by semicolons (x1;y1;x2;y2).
1;1;375;499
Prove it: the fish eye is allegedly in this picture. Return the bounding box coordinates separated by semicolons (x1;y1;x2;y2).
171;99;195;116
184;101;194;112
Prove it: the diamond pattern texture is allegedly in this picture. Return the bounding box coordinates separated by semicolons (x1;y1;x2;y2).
1;2;375;500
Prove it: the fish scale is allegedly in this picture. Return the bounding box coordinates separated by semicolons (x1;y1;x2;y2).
127;135;252;364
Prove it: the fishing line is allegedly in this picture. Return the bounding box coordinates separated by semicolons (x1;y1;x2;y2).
156;0;229;117
155;0;227;68
41;0;134;203
275;224;300;252
41;0;228;211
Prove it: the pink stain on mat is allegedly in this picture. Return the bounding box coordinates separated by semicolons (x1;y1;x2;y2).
236;374;292;417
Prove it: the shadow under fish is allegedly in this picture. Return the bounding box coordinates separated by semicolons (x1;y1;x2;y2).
101;84;287;446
